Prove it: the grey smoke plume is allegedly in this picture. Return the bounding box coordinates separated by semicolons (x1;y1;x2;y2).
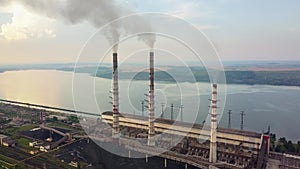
0;0;156;51
0;0;8;5
125;15;156;49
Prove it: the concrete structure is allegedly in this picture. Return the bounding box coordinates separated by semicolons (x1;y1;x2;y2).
102;112;262;153
148;51;155;146
2;137;16;147
0;134;8;145
29;141;38;147
112;52;120;137
39;125;72;149
209;83;218;163
268;152;300;169
101;111;263;168
40;145;50;152
29;150;39;155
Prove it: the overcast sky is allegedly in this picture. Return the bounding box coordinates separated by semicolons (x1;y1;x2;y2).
0;0;299;64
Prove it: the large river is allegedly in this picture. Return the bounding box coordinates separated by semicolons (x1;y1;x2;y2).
0;70;299;141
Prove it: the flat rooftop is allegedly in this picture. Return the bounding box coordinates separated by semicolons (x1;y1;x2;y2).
102;111;261;139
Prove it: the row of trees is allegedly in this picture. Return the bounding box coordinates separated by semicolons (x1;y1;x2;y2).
270;134;300;154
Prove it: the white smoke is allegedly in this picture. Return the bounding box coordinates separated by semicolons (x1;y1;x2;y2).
0;0;156;50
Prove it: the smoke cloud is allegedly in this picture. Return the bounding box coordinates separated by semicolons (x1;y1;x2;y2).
0;0;156;51
0;0;10;4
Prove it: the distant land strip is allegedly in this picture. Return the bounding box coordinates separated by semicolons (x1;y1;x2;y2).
1;65;300;86
0;99;98;117
58;66;300;86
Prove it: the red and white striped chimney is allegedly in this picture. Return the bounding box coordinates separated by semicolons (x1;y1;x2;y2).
148;51;155;146
112;52;120;137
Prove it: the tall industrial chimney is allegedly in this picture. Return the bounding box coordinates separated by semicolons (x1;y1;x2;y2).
112;52;120;137
209;83;218;163
148;51;155;146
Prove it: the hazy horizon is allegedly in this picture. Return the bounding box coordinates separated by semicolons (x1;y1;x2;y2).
1;59;300;67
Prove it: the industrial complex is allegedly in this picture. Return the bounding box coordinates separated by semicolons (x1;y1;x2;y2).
0;50;299;169
94;51;300;169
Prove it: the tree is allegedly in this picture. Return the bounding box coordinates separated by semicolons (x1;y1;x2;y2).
68;115;79;123
270;133;276;151
297;141;300;153
285;140;295;152
279;137;287;144
275;144;286;153
52;116;58;121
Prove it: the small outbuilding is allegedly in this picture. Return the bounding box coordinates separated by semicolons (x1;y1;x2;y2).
2;137;16;147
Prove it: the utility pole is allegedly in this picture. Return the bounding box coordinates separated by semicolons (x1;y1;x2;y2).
161;103;165;118
141;101;145;116
240;111;245;130
180;105;184;121
170;104;174;120
228;110;232;129
267;125;271;134
40;111;43;124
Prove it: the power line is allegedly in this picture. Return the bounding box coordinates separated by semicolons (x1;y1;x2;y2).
161;103;165;118
240;111;245;130
170;104;174;120
180;105;184;121
141;100;145;116
228;110;232;129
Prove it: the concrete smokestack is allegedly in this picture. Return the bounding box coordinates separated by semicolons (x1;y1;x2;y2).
148;51;155;146
112;52;120;137
209;83;218;163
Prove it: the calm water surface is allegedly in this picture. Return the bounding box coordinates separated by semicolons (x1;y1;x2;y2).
0;70;299;141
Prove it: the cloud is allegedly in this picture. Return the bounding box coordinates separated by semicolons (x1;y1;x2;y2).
0;4;56;41
0;0;156;49
288;27;300;33
171;1;200;18
127;0;217;31
194;24;216;30
165;1;216;31
167;0;213;19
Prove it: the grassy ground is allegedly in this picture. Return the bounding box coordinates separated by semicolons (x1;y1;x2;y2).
17;138;32;150
47;121;79;131
16;125;38;132
1;124;38;137
0;154;16;168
